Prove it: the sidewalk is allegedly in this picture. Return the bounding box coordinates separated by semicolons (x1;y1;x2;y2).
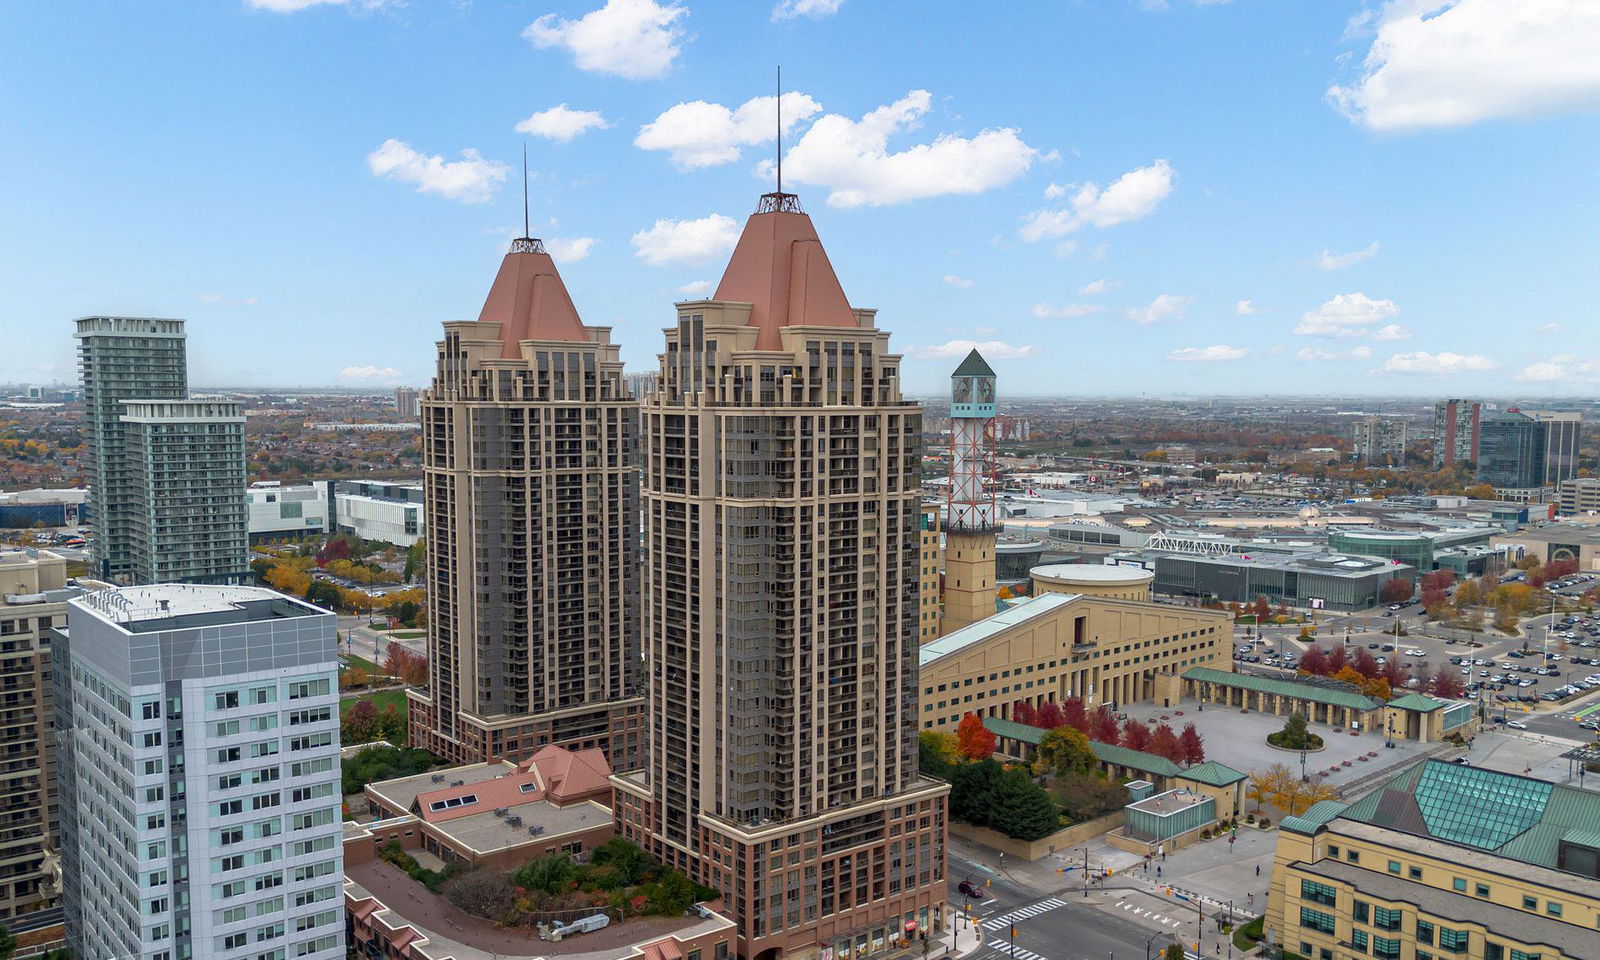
880;905;987;960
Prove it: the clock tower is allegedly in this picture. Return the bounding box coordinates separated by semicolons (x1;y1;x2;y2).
942;349;999;633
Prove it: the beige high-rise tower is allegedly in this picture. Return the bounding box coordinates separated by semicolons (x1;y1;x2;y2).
408;235;642;768
612;192;949;960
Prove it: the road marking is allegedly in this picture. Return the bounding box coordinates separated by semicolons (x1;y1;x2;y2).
982;945;1048;960
982;898;1066;931
1116;899;1186;928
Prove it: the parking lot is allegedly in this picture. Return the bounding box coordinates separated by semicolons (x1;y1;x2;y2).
1230;602;1600;735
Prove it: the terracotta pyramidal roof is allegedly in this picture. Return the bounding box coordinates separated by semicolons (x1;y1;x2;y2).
477;237;588;357
712;194;859;351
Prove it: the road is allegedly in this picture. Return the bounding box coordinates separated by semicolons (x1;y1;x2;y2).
948;854;1198;960
335;614;425;668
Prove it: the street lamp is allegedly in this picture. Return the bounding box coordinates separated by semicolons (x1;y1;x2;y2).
1299;748;1308;782
1385;717;1395;750
1146;931;1166;960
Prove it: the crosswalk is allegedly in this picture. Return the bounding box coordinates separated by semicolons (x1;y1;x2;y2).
982;898;1066;932
982;944;1050;960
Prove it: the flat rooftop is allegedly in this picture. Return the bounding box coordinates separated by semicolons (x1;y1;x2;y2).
73;584;325;632
430;800;612;854
919;592;1078;666
366;761;518;815
1129;788;1210;817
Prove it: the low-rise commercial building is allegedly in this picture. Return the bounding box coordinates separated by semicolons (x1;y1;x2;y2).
331;480;422;547
918;587;1232;730
1556;478;1600;516
1269;759;1600;960
1118;549;1415;611
246;481;329;542
358;744;616;870
1493;524;1600;571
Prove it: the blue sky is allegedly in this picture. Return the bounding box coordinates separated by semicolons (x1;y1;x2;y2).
3;0;1598;397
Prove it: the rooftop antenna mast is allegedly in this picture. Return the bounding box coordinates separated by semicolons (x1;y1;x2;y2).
776;64;782;196
759;66;800;214
512;143;545;254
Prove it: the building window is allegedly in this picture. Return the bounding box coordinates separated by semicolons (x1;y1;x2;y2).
1352;931;1368;954
1352;901;1369;924
1301;881;1337;907
1453;878;1468;892
1299;908;1336;934
1485;946;1503;960
1510;952;1541;960
1374;937;1401;960
1373;907;1402;931
1387;861;1401;874
1438;928;1468;953
1521;896;1537;910
1546;902;1562;917
1347;850;1360;863
1410;867;1424;880
1475;883;1490;897
1416;921;1434;945
1328;845;1340;858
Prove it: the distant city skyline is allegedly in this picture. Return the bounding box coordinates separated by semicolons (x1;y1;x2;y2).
4;1;1599;395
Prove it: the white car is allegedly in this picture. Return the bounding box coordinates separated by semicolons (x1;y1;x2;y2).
1507;720;1529;730
1405;648;1425;657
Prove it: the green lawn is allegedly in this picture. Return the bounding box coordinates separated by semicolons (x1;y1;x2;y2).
340;688;409;718
382;630;425;639
341;654;381;675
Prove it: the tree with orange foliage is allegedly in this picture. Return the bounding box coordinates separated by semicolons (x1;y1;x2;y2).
956;712;996;761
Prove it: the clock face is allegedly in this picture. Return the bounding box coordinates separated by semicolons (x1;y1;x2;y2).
953;378;973;403
978;378;995;403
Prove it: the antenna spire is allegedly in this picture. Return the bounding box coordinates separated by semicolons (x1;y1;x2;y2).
521;142;530;239
776;65;782;196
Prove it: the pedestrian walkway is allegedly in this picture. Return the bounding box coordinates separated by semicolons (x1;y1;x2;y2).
981;898;1066;932
1112;896;1187;929
977;943;1049;960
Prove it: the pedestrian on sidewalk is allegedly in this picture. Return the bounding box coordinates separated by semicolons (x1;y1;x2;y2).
1157;865;1162;878
1159;843;1166;862
1255;864;1261;877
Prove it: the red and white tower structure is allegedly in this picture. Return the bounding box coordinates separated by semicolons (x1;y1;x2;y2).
941;349;999;633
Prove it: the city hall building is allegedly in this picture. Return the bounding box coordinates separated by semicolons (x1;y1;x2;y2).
1268;759;1600;960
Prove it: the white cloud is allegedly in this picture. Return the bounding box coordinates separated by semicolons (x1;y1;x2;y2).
630;213;740;266
773;90;1038;208
1317;241;1381;271
1044;182;1068;199
1235;299;1260;315
197;293;259;307
1538;322;1563;334
908;339;1038;361
1370;324;1411;341
1295;292;1401;338
676;279;714;297
943;274;974;288
1019;159;1174;242
339;365;405;385
1125;293;1194;325
1168;345;1248;363
975;325;999;337
544;237;597;262
1295;345;1374;362
772;0;842;19
1379;351;1498;375
515;104;610;142
1031;302;1104;319
1079;278;1119;296
636;93;822;169
1328;0;1600;132
1515;354;1600;382
524;0;687;80
367;139;507;204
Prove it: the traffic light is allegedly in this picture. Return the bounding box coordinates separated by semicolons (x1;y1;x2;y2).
986;879;991;887
1010;924;1017;940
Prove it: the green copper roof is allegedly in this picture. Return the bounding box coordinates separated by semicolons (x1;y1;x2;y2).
1183;666;1380;711
951;349;996;378
980;716;1183;777
1179;760;1247;787
982;716;1045;745
1086;739;1183;778
1334;759;1600;870
1281;800;1349;835
1386;693;1444;712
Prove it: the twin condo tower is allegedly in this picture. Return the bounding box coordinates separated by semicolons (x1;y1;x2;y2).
408;190;950;960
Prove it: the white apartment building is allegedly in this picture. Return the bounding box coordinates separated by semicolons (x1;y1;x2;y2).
56;584;343;960
246;482;329;542
331;481;422;548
